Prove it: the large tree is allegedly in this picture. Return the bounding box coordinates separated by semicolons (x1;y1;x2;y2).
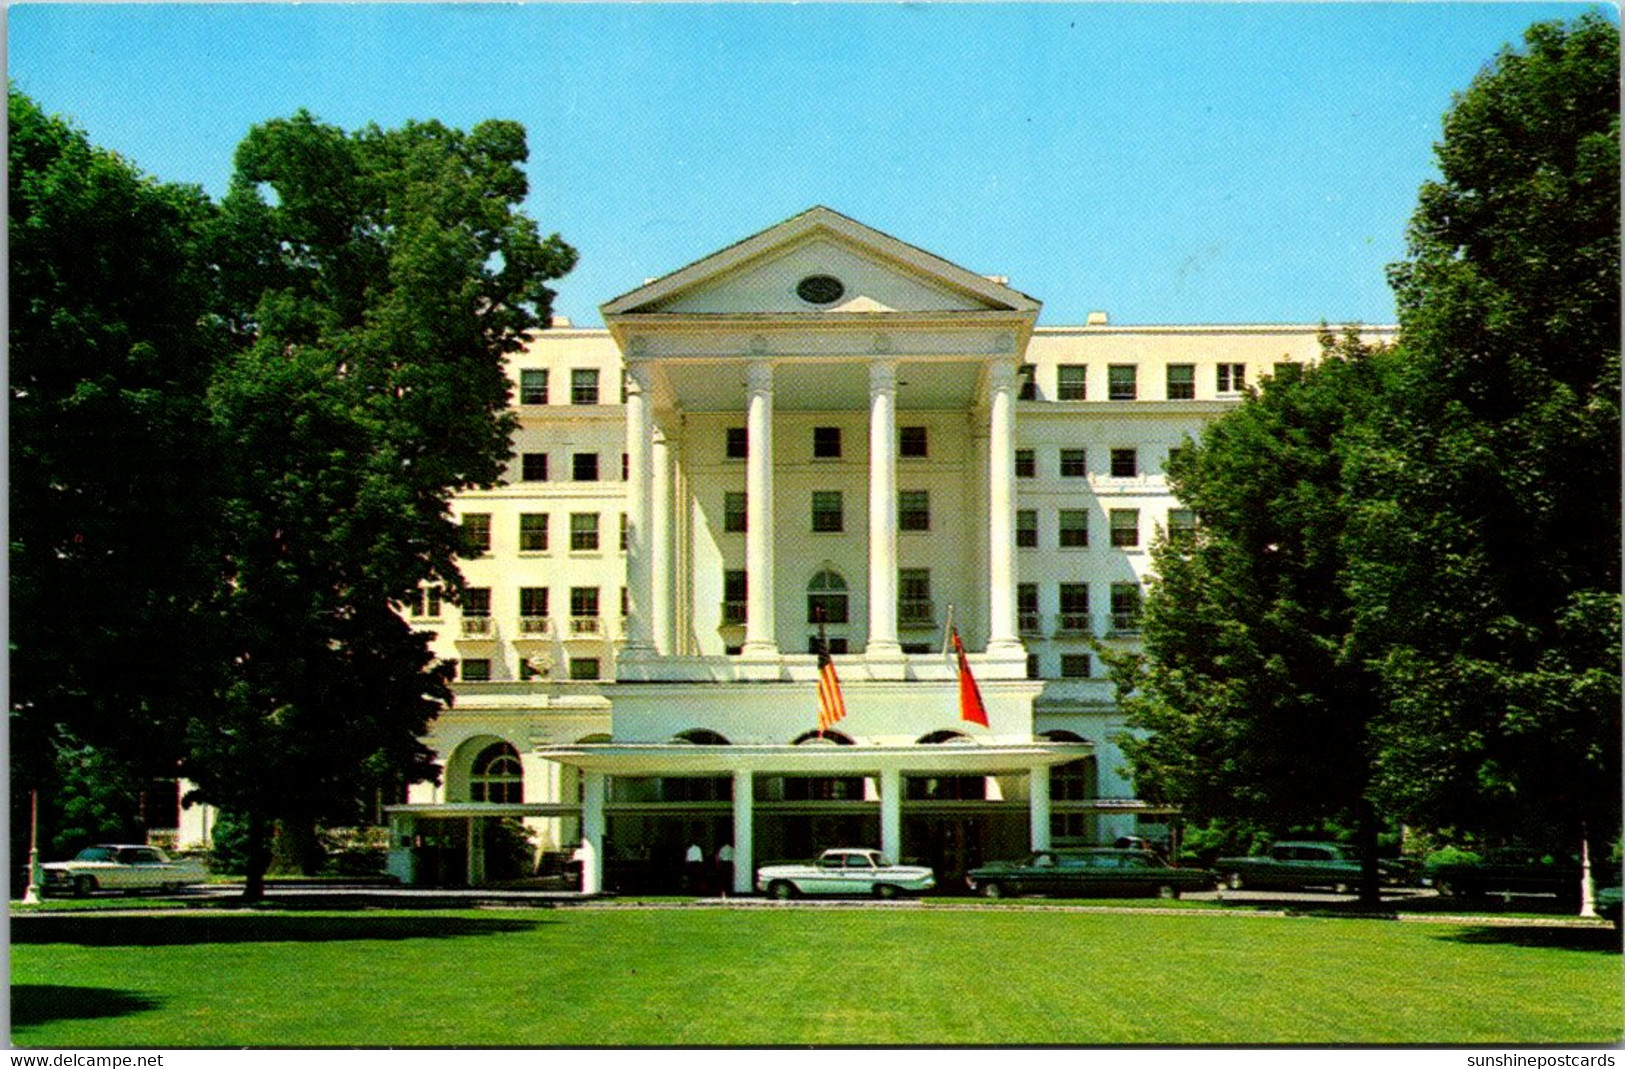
1347;15;1620;862
8;89;222;880
1111;334;1396;901
191;112;577;897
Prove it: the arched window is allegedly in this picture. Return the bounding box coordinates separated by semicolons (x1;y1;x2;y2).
807;569;849;624
790;729;854;746
673;729;730;746
786;730;862;800
470;742;523;803
667;729;730;801
909;731;984;799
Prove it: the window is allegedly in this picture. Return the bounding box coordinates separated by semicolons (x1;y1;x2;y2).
1060;448;1088;477
724;491;747;533
519;369;548;405
570;512;599;552
569;657;600;681
1061;654;1093;679
725;427;748;459
1168;508;1197;544
462;588;492;617
1018;584;1040;635
460;513;491;556
1217;363;1246;393
519;586;549;622
1111;583;1143;633
1016;509;1038;548
410;586;443;618
1167;445;1190;472
519;513;548;552
899;490;930;532
1057;364;1087;400
807;569;849;624
813;426;842;459
1026;653;1041;680
1018;364;1038;401
1108;364;1138;401
899;426;928;458
1110;448;1138;478
1166;364;1196;400
898;569;933;625
460;659;492;683
571;368;600;405
809;636;849;655
521;452;548;482
1109;509;1140;548
812;491;844;533
1059;509;1089;548
622;453;629;481
470;742;523;802
619;513;628;552
722;570;747;625
572;453;599;482
1059;583;1091;634
620;586;629;619
570;586;600;623
1015;448;1036;478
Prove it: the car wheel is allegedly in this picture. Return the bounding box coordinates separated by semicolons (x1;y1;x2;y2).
1157;884;1179;900
72;875;97;898
1226;872;1244;891
768;880;796;901
980;881;1005;900
873;883;899;900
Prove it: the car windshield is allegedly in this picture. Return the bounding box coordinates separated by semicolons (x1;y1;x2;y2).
74;847;117;862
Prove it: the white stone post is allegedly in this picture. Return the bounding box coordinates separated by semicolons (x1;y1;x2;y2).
742;360;778;660
986;360;1022;655
651;429;675;655
621;365;655;659
880;766;903;864
866;360;904;671
732;769;754;894
580;771;606;894
1029;764;1052;852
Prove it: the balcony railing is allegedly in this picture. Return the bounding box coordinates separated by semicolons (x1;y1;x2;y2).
518;616;551;636
569;616;601;636
461;616;493;637
1054;612;1093;636
1018;612;1043;636
720;600;747;626
898;599;936;626
1109;612;1142;635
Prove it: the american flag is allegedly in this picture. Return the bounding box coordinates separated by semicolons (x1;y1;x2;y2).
815;624;846;734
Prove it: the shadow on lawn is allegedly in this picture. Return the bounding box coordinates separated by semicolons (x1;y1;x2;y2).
12;913;547;947
11;985;162;1029
1437;926;1624;954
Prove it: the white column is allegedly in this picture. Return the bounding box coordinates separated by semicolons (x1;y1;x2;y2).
580;771;606;894
867;360;903;668
742;360;777;659
880;766;902;864
651;429;675;655
622;365;655;658
732;770;754;894
1029;764;1052;852
986;360;1021;655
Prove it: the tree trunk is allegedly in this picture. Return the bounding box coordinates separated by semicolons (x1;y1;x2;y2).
1356;799;1383;907
241;809;270;902
271;817;322;875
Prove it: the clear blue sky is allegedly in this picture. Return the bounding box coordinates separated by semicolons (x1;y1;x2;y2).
9;3;1606;327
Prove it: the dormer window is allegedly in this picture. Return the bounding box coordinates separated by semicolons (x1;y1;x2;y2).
796;275;845;305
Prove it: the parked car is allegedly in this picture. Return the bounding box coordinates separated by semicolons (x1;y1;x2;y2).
756;848;935;899
966;848;1216;900
42;844;208;897
1423;848;1582;900
1216;841;1403;893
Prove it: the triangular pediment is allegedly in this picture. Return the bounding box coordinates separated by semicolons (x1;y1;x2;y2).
601;206;1040;318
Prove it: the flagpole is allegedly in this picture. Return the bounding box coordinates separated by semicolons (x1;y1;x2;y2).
941;603;954;660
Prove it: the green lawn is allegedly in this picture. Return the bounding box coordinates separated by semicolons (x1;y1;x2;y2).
12;907;1622;1046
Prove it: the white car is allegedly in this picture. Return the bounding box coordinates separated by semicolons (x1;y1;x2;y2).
756;848;936;899
42;844;208;897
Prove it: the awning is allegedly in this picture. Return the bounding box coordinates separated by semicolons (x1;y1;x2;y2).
528;740;1094;776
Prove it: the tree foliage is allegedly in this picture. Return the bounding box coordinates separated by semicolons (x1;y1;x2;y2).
1348;14;1621;851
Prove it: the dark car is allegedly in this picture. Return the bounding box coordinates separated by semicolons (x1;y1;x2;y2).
1216;841;1408;893
965;848;1216;900
1423;848;1582;900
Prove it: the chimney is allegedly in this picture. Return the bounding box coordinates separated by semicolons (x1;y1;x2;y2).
1086;311;1110;326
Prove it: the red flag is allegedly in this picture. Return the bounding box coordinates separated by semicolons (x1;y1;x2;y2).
952;627;989;727
815;626;847;734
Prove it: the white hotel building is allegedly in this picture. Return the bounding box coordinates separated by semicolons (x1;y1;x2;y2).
361;207;1389;893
